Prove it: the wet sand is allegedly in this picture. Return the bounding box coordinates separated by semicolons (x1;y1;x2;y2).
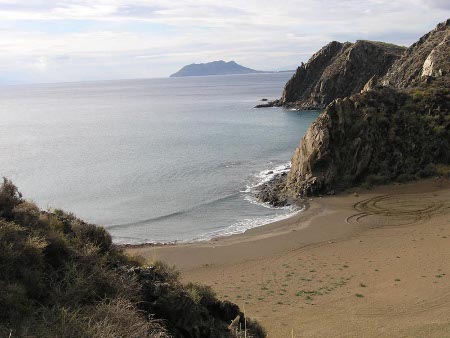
127;178;450;337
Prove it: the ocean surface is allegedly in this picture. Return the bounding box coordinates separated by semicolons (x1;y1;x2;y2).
0;73;319;244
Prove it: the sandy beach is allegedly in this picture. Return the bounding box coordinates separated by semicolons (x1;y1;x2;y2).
127;177;450;337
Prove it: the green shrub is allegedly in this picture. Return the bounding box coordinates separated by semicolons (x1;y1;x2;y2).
435;164;450;177
13;201;41;228
185;283;217;305
231;317;267;338
0;179;261;337
0;177;22;219
419;163;438;178
152;260;180;284
71;221;113;253
361;174;390;189
396;173;416;183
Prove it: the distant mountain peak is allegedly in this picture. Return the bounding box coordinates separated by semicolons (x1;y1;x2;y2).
170;60;262;77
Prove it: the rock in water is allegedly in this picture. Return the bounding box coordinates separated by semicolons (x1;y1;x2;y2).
254;174;289;207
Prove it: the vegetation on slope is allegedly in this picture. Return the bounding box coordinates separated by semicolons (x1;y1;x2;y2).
286;82;450;196
0;178;265;338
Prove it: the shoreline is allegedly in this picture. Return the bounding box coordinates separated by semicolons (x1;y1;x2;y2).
118;199;307;249
123;177;447;253
126;178;440;265
118;161;301;248
126;177;450;336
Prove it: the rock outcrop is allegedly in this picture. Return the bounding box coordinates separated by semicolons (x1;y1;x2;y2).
279;40;405;109
382;19;450;87
286;86;449;196
283;19;450;197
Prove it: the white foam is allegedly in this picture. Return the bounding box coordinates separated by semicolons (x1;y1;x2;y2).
243;194;296;211
117;161;299;245
192;161;303;242
193;205;304;242
242;161;291;193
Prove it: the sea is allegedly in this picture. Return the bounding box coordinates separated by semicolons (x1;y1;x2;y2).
0;73;319;244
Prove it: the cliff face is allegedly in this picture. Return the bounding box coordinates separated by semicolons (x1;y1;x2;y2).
280;40;405;109
285;19;450;197
382;19;450;87
286;86;450;196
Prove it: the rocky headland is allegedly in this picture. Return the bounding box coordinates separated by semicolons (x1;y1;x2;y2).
280;40;406;109
255;40;405;109
257;19;450;204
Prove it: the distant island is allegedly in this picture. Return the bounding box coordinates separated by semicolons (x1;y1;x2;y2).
170;60;263;77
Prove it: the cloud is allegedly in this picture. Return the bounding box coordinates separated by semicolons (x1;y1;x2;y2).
0;0;448;83
425;0;450;9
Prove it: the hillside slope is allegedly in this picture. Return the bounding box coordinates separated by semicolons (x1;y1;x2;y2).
0;179;265;338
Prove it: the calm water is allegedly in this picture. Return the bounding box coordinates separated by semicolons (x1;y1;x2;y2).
0;73;319;244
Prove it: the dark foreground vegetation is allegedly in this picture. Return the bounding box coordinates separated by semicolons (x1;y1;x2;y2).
0;178;265;338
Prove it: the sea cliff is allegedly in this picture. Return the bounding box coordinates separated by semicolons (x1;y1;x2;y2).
281;40;405;109
258;19;450;203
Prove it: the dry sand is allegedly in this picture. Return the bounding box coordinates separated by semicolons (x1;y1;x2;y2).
127;178;450;337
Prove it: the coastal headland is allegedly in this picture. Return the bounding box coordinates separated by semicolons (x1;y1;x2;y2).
127;19;450;337
127;177;450;337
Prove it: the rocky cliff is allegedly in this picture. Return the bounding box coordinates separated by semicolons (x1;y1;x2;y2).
281;19;450;198
382;19;450;87
279;40;405;109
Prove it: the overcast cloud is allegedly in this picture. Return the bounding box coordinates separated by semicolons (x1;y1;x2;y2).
0;0;448;84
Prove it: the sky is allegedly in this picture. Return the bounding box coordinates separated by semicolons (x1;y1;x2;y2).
0;0;449;84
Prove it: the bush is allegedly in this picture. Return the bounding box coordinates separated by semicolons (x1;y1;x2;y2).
366;174;389;186
185;283;217;305
71;221;113;253
152;260;180;284
87;298;168;338
0;177;22;219
231;317;267;338
0;179;262;337
435;164;450;178
13;201;41;228
361;174;390;189
397;173;416;183
419;163;438;178
245;318;267;338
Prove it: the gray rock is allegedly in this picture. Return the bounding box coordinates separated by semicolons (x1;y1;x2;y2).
280;40;405;109
281;19;450;197
382;19;450;88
